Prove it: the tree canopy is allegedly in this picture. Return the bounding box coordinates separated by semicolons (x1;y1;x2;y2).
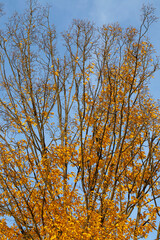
0;1;159;239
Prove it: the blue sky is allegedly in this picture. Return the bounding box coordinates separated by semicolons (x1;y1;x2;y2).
2;0;160;100
1;0;160;239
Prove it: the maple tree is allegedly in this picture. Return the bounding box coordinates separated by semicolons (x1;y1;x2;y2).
0;1;159;239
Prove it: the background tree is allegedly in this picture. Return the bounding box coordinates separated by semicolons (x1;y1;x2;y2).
0;1;159;239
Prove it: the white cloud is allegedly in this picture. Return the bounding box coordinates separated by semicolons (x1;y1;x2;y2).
89;0;145;26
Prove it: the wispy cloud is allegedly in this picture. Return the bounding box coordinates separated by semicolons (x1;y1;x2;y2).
89;0;146;26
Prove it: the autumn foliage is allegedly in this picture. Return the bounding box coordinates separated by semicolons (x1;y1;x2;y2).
0;1;159;239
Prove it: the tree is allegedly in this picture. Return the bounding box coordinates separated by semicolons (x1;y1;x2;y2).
0;1;159;239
